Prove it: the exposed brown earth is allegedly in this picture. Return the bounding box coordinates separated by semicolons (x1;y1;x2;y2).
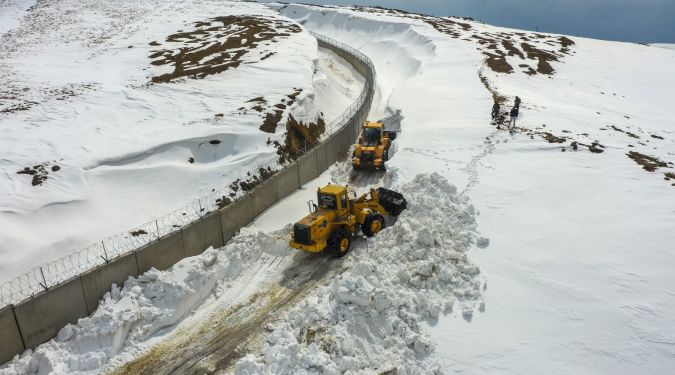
130;230;148;237
260;110;284;133
627;151;672;172
16;162;60;186
348;6;573;76
275;114;326;164
149;16;301;83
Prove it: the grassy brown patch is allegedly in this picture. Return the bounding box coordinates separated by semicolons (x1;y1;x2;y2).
260;110;283;133
16;162;60;186
542;132;566;143
275;114;326;163
485;53;514;74
627;151;671;172
149;16;300;83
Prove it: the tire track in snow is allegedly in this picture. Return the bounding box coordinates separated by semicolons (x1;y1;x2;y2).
106;255;337;375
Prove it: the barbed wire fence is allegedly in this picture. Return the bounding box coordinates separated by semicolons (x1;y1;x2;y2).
0;31;376;308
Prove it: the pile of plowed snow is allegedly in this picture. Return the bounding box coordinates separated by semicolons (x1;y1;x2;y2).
0;230;291;374
0;173;485;374
235;173;485;375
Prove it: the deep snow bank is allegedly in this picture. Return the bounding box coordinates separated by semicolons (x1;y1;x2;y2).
0;228;291;374
274;3;435;120
235;173;485;374
0;173;485;374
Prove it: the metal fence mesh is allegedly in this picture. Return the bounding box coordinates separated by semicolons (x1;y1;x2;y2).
0;31;376;308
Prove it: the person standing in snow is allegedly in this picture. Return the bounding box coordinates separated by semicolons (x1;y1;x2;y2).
514;96;521;109
509;106;519;128
491;101;500;121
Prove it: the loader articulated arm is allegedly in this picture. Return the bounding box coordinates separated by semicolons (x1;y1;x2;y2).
353;187;408;217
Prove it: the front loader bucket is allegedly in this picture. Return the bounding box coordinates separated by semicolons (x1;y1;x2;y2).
377;187;407;216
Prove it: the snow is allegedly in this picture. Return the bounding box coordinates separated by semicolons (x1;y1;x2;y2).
650;43;675;51
0;0;362;284
3;1;675;374
0;0;34;36
239;174;483;374
0;227;293;374
273;4;675;374
0;171;483;375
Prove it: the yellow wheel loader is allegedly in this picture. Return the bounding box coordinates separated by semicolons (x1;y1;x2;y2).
352;121;397;171
289;184;407;257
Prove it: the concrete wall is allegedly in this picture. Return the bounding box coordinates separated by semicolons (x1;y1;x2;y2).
81;252;140;313
182;213;224;257
13;277;89;349
136;231;185;273
276;163;300;200
0;33;376;366
315;142;328;174
220;194;253;242
251;180;279;217
0;306;24;364
297;150;318;186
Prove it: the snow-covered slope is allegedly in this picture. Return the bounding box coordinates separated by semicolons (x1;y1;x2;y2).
651;43;675;51
0;0;363;283
2;2;675;375
271;5;675;374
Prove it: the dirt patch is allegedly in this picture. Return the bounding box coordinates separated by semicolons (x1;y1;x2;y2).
627;151;672;172
260;110;283;133
478;71;506;104
245;88;304;134
558;36;575;48
107;258;335;375
130;230;148;237
611;125;640;139
149;16;301;83
346;6;573;76
484;53;513;74
542;132;566;143
16;162;60;186
215;196;232;209
502;40;525;59
665;172;675;180
246;96;266;104
275;114;326;163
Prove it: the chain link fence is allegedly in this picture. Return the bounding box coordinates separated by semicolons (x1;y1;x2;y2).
0;31;377;309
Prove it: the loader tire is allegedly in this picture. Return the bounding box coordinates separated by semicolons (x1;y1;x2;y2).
362;212;385;237
377;187;407;216
327;228;351;258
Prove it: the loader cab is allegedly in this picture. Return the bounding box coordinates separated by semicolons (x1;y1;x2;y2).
361;122;384;146
317;185;350;216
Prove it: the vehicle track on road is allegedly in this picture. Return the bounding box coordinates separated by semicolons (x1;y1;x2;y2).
106;254;338;375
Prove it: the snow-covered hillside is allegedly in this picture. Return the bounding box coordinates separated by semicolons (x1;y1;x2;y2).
0;0;363;283
2;1;675;375
272;5;675;374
